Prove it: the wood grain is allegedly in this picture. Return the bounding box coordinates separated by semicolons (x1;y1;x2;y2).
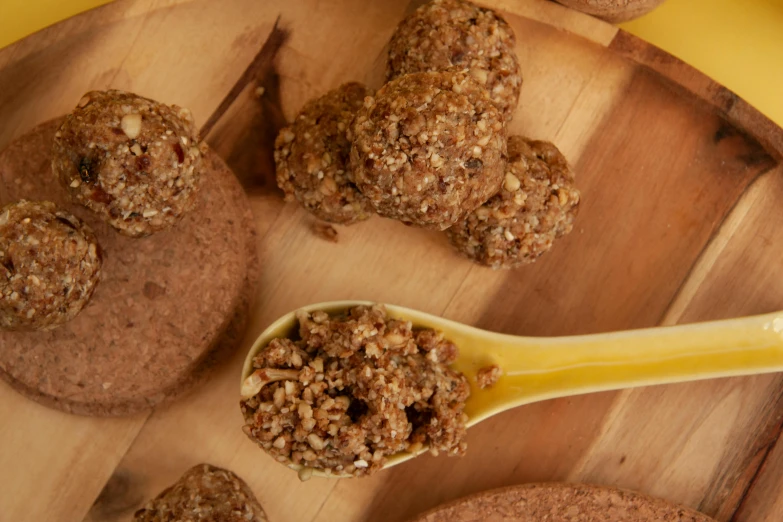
735;425;783;522
0;1;781;521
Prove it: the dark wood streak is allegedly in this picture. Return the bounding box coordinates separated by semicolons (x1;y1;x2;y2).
199;16;289;140
87;468;147;521
729;387;783;522
199;16;290;191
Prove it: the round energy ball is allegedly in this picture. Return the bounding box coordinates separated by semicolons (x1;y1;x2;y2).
275;82;374;225
0;200;102;331
52;90;203;237
387;0;522;120
446;136;580;269
350;70;506;230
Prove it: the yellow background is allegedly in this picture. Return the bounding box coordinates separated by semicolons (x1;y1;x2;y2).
0;0;781;127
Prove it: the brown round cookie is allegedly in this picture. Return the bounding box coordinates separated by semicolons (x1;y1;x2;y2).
412;483;717;522
52;90;203;237
0;200;102;331
350;70;506;230
275;82;374;225
387;0;522;120
446;136;580;269
134;464;268;522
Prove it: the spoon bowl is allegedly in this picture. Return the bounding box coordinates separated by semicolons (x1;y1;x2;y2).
241;301;783;478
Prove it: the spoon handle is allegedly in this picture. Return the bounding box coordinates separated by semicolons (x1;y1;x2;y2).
467;312;783;424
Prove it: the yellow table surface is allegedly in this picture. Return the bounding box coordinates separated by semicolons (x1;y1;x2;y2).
0;0;781;128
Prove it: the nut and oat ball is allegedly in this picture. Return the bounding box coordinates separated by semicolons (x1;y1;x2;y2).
446;136;580;269
350;71;506;230
275;82;374;225
240;305;470;478
134;464;268;522
52;90;203;237
387;0;522;120
0;200;102;331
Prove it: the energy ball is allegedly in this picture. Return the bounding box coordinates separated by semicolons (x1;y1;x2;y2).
134;464;268;522
0;200;102;331
52;90;203;237
387;0;522;120
350;71;506;230
275;82;374;225
446;136;580;269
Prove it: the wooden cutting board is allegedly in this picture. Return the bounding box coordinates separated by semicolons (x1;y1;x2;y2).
0;1;781;522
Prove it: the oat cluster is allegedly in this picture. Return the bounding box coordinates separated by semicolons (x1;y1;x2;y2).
447;136;580;269
476;364;502;389
387;0;522;119
52;90;203;237
0;200;102;331
134;464;268;522
240;305;469;477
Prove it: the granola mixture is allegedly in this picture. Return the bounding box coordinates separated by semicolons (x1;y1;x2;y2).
476;364;502;389
52;90;203;237
311;221;339;243
350;71;506;230
446;136;580;269
134;463;268;522
275;83;374;225
387;0;522;120
0;200;102;331
240;305;470;477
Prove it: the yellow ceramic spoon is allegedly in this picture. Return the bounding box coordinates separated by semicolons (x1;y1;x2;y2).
240;301;783;478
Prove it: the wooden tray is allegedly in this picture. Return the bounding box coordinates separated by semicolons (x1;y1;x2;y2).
0;0;781;521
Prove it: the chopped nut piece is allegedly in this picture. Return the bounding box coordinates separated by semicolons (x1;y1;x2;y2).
240;305;469;477
121;113;142;139
298;467;314;482
476;364;502;389
311;221;339;243
503;172;521;192
241;368;302;398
